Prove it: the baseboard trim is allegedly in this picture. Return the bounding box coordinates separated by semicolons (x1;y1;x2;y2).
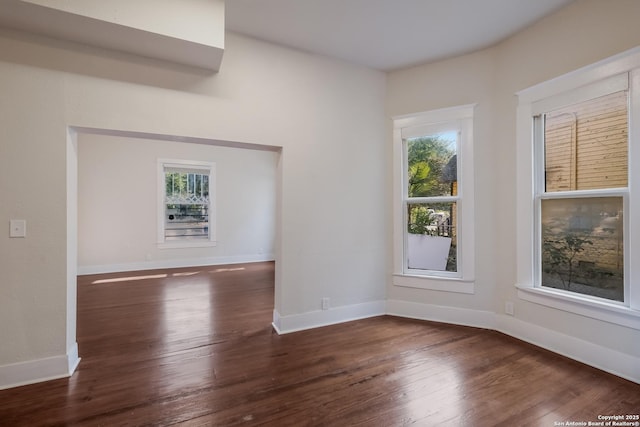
386;299;639;384
386;299;496;329
0;343;81;391
78;254;275;275
494;314;640;384
272;300;386;334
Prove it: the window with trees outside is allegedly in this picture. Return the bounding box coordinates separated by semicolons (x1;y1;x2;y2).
157;159;216;248
393;105;475;293
516;49;640;329
406;133;458;273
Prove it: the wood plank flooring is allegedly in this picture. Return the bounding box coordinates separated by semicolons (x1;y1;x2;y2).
1;261;639;426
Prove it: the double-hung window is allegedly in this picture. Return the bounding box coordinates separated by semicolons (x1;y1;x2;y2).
516;48;640;329
393;105;475;293
157;159;216;248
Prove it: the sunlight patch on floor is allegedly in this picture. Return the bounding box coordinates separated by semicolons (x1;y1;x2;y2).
91;274;167;284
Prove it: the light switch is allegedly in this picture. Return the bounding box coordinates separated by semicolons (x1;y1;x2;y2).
9;220;26;238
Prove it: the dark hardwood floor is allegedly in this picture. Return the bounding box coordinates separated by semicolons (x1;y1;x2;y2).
1;261;639;426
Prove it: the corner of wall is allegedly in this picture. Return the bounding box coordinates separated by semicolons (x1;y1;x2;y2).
386;299;640;384
272;301;387;335
0;345;80;391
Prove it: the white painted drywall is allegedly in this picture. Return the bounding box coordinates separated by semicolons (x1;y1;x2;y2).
5;0;639;390
0;60;69;371
387;47;498;313
21;0;225;47
0;0;225;70
77;133;278;273
491;0;640;359
386;0;640;360
0;28;387;386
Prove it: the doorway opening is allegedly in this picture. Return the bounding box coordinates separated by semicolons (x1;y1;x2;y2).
67;126;282;372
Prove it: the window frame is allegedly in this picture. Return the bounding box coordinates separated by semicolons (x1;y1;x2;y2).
392;104;475;294
157;158;216;249
516;47;640;330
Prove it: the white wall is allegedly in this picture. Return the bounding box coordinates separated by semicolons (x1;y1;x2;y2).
5;0;639;391
0;27;387;388
1;0;225;70
386;48;497;313
23;0;225;47
491;0;640;361
386;0;640;381
77;133;278;273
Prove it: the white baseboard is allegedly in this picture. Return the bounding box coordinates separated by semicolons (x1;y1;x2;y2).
272;300;386;334
386;299;496;329
386;299;639;384
77;254;275;275
495;314;640;384
0;343;81;391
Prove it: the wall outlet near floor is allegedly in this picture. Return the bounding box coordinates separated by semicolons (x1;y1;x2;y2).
321;297;330;310
505;301;515;316
9;219;26;238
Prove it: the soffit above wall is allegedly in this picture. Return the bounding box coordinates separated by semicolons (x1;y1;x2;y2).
0;0;225;71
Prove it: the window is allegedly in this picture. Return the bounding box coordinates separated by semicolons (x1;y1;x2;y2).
393;105;475;293
157;159;216;248
516;48;640;329
537;89;627;302
405;133;458;273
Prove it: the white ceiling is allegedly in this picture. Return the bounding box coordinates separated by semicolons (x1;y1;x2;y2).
0;0;575;72
225;0;574;71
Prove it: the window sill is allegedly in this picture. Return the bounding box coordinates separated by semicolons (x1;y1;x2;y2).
393;274;475;294
158;241;217;249
516;284;640;330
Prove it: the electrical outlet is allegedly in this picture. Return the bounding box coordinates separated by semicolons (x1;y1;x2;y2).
505;301;514;316
321;297;330;310
9;220;26;238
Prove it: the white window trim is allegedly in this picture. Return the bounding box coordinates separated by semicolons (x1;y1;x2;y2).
516;47;640;330
157;158;216;249
392;104;475;293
